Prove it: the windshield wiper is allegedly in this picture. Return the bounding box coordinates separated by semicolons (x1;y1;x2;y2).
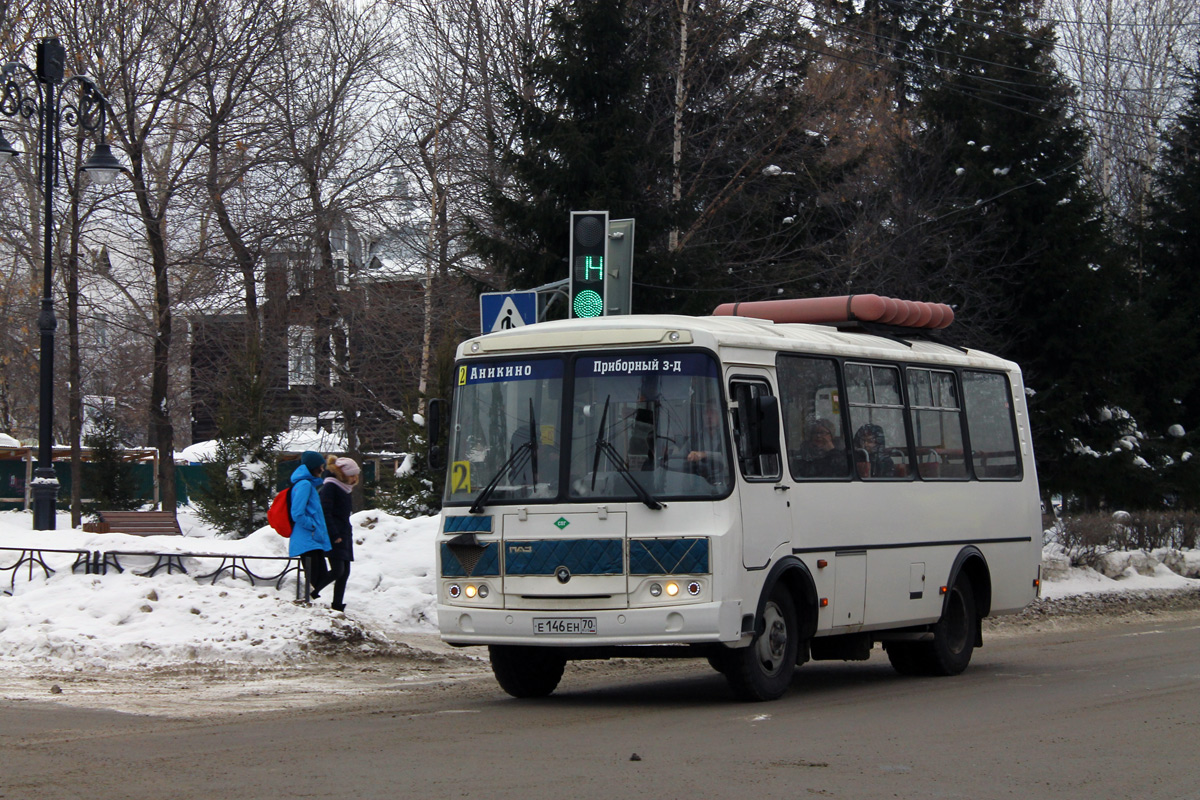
469;400;539;514
589;395;663;511
528;399;538;486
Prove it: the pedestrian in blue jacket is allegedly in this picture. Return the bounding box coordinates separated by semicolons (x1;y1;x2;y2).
290;450;331;598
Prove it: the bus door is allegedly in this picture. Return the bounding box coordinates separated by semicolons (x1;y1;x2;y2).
728;373;788;569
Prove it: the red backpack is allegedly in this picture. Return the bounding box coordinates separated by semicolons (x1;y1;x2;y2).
267;485;293;537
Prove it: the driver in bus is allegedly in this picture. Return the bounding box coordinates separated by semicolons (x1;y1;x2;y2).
853;423;895;478
684;404;728;484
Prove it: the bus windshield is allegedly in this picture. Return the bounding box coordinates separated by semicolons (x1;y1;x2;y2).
444;351;730;506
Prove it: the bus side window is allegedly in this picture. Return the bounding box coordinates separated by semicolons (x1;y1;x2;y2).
962;371;1023;479
906;368;967;480
845;363;912;479
777;355;850;480
730;380;781;480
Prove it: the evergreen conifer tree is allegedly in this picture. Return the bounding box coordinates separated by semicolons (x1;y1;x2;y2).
189;345;282;537
1134;58;1200;508
82;408;142;516
374;417;442;518
914;0;1132;505
1141;60;1200;426
469;0;832;314
469;0;670;306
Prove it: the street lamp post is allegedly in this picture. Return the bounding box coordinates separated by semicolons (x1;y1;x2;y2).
0;37;122;530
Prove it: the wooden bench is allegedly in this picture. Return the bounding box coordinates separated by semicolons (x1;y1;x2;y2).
82;510;182;536
82;511;185;576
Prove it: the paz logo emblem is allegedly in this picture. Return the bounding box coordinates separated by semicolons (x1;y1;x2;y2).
554;517;570;530
556;566;571;584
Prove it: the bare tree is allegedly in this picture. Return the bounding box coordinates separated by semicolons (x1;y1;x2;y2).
265;0;410;460
72;0;221;512
1045;0;1199;237
389;0;512;413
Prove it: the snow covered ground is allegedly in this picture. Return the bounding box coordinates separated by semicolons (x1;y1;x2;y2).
0;508;438;671
0;507;1197;672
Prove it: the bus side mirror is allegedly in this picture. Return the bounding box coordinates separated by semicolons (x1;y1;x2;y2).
750;395;781;457
427;398;446;470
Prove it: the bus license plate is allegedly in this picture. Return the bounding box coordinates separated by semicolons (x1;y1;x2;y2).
533;617;597;635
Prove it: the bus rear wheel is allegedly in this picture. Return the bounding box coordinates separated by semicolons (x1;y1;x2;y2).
489;645;567;698
724;584;799;701
927;573;976;675
886;574;976;677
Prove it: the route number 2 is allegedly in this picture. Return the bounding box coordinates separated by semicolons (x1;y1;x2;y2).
451;461;471;493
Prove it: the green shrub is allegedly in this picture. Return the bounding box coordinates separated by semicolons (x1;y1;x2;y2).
372;417;442;518
82;408;142;517
1049;510;1200;566
189;436;280;538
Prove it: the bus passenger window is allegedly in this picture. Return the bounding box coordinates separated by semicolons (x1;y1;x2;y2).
906;368;966;480
962;371;1022;479
845;363;911;479
778;355;849;479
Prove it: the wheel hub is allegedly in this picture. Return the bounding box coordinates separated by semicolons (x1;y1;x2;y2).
757;602;788;674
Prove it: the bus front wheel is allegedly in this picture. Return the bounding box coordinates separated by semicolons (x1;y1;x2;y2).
489;645;566;698
724;584;799;701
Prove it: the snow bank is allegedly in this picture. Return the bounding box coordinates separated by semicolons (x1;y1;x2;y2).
0;508;437;670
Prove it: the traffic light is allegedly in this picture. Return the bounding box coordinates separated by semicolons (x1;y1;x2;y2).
569;210;608;318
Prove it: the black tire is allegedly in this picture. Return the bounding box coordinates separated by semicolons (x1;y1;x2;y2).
887;574;977;677
488;645;567;698
885;641;925;676
706;650;732;676
724;584;799;701
926;574;976;675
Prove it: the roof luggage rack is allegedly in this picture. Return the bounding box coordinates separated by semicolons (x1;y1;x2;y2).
711;294;954;331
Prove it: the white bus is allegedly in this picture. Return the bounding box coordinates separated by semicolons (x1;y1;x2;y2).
427;295;1042;701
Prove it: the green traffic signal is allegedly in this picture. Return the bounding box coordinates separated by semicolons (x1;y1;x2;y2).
573;289;604;317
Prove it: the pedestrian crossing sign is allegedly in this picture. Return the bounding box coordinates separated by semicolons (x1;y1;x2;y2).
480;291;537;333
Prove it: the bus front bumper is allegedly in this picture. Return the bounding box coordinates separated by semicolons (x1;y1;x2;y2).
438;599;745;647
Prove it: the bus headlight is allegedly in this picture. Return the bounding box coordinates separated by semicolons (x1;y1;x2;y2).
465;584;478;599
448;584;462;599
687;581;701;596
649;583;662;597
665;582;680;597
478;583;490;599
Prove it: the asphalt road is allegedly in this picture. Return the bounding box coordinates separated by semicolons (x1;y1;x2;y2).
1;612;1198;800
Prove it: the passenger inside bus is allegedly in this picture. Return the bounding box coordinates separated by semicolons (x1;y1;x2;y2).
678;404;723;483
797;418;848;477
853;423;895;478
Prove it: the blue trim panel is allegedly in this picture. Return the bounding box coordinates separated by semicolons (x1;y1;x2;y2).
440;541;500;577
504;539;623;576
443;515;494;533
629;538;710;575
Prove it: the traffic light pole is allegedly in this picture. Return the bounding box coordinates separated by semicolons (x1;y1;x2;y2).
530;278;569;322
